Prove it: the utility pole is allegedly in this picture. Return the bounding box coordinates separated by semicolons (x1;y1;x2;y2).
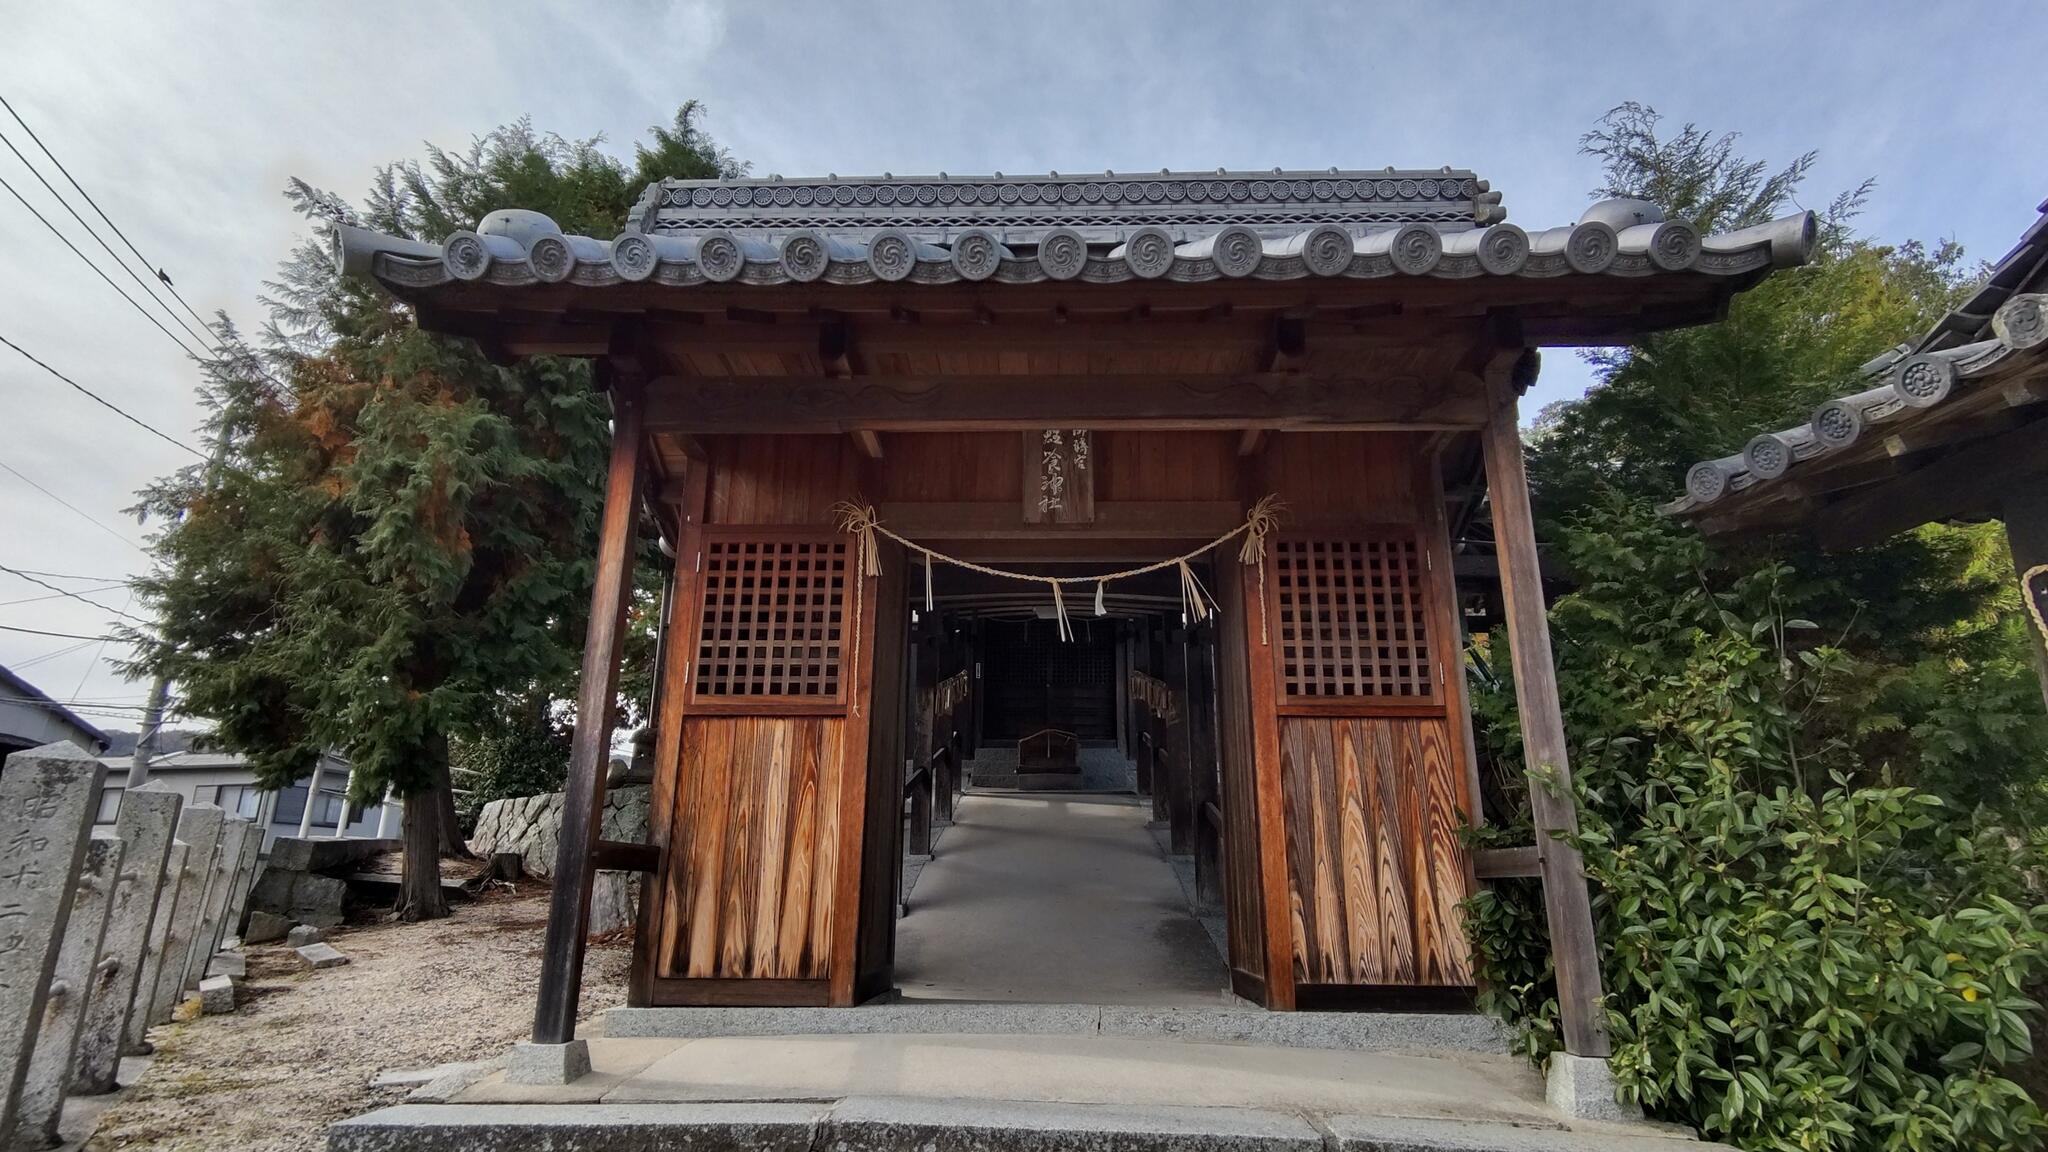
128;419;231;790
126;675;168;788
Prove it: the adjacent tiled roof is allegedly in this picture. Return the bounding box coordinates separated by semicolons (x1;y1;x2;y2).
1664;201;2048;518
332;169;1817;292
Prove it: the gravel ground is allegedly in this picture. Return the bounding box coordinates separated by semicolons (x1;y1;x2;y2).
84;884;630;1152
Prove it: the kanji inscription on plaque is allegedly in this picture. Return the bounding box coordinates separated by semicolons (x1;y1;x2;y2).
1023;429;1094;524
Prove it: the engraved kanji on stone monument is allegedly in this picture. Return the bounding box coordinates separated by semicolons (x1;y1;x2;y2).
146;805;221;1027
185;818;251;992
11;833;123;1148
72;781;180;1094
0;742;103;1141
125;840;188;1054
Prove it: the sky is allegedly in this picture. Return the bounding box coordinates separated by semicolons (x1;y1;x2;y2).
2;0;2043;729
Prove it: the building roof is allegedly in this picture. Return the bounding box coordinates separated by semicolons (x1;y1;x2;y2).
0;663;110;753
1663;200;2048;543
135;749;349;772
333;168;1816;294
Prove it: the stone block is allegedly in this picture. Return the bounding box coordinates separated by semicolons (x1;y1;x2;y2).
247;868;346;928
146;805;222;1027
125;839;190;1054
198;975;236;1015
286;924;325;947
1545;1052;1641;1123
242;911;289;944
0;742;104;1141
13;831;123;1148
296;942;349;970
504;1040;590;1086
265;836;399;875
71;779;180;1096
206;951;246;979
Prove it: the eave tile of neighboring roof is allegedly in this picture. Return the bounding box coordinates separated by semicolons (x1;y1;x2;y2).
1664;200;2048;519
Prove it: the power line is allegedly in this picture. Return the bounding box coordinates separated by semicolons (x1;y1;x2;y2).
0;168;208;362
0;94;214;334
0;457;147;552
0;564;150;625
0;124;213;352
0;623;127;642
0;582;126;608
1;566;137;585
0;334;203;458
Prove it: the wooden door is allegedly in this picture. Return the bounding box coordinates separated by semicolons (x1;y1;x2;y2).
1258;531;1477;1009
644;528;876;1005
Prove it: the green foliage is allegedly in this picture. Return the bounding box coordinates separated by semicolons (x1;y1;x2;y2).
451;713;570;830
123;106;737;836
1468;502;2048;1151
1467;104;2048;1151
1532;103;1971;521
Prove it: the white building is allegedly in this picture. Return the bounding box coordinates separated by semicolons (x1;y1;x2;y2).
95;749;403;850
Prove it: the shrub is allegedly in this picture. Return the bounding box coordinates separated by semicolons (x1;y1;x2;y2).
1467;499;2048;1152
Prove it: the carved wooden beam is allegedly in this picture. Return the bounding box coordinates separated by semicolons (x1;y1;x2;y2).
641;373;1488;434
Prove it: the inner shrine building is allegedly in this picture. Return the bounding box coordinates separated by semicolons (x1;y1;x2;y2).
333;168;1816;1063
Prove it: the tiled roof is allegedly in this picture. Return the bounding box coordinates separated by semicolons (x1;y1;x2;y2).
332;169;1816;292
1664;201;2048;519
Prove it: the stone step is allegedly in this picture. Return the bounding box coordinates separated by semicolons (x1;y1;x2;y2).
600;1002;1514;1053
330;1098;1716;1152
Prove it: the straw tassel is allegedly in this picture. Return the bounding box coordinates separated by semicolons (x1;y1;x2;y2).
1049;580;1074;642
924;550;935;612
831;501;886;715
1177;558;1214;624
1094;580;1107;617
1237;494;1286;645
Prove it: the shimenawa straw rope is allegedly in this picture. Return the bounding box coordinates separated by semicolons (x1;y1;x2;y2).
833;495;1285;644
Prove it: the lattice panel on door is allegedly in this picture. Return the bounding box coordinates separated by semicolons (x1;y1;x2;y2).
1272;535;1438;702
690;535;850;703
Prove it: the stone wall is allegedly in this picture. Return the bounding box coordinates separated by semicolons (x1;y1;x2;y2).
468;786;649;936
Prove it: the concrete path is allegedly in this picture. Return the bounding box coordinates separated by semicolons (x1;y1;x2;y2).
893;791;1228;1005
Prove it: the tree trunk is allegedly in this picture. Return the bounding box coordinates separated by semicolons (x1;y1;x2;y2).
394;787;449;921
426;731;472;859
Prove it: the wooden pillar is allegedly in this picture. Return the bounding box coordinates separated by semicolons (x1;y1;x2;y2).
1480;359;1611;1059
1187;621;1223;909
1149;620;1171;826
1162;626;1194;854
2003;474;2048;711
1131;622;1154;798
1114;629;1131;761
532;381;643;1046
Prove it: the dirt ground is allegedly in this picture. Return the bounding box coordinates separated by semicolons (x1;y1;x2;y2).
84;884;630;1152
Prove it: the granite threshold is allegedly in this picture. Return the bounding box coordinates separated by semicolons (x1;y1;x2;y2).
330;1097;1719;1152
600;1000;1516;1053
